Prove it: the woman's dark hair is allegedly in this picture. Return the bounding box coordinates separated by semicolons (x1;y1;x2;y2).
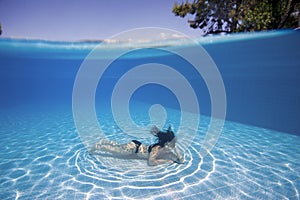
155;126;175;147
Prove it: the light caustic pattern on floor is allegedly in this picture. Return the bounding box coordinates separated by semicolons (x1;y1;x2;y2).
0;109;299;199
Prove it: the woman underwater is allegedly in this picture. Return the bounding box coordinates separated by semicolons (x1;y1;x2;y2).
90;126;184;166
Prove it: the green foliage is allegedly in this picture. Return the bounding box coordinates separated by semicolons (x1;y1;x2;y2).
172;0;300;35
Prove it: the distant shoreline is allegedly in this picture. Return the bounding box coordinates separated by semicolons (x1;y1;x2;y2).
0;37;103;43
0;29;297;45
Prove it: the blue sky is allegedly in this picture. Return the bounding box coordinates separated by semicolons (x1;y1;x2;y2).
0;0;200;41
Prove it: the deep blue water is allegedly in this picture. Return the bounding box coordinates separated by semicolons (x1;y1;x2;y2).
204;31;300;135
1;30;299;134
0;30;300;199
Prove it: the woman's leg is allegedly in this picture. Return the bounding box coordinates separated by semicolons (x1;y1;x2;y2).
92;139;137;156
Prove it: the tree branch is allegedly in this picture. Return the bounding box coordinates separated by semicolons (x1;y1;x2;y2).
278;0;297;28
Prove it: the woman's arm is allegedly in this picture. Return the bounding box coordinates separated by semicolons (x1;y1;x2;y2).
148;146;174;166
173;146;184;164
148;146;184;166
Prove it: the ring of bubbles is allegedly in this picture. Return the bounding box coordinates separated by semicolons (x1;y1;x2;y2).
72;27;226;197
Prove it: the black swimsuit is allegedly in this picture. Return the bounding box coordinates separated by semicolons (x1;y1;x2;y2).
148;144;159;153
132;140;142;153
132;140;158;154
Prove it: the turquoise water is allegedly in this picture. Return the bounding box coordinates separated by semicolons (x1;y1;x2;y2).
0;30;300;199
1;108;299;199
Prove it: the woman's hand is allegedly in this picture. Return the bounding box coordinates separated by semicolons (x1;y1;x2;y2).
174;156;184;164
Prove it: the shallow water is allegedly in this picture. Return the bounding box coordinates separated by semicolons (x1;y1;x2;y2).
1;30;300;199
0;107;299;199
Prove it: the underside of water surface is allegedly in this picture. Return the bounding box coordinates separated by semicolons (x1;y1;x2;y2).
0;30;300;199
